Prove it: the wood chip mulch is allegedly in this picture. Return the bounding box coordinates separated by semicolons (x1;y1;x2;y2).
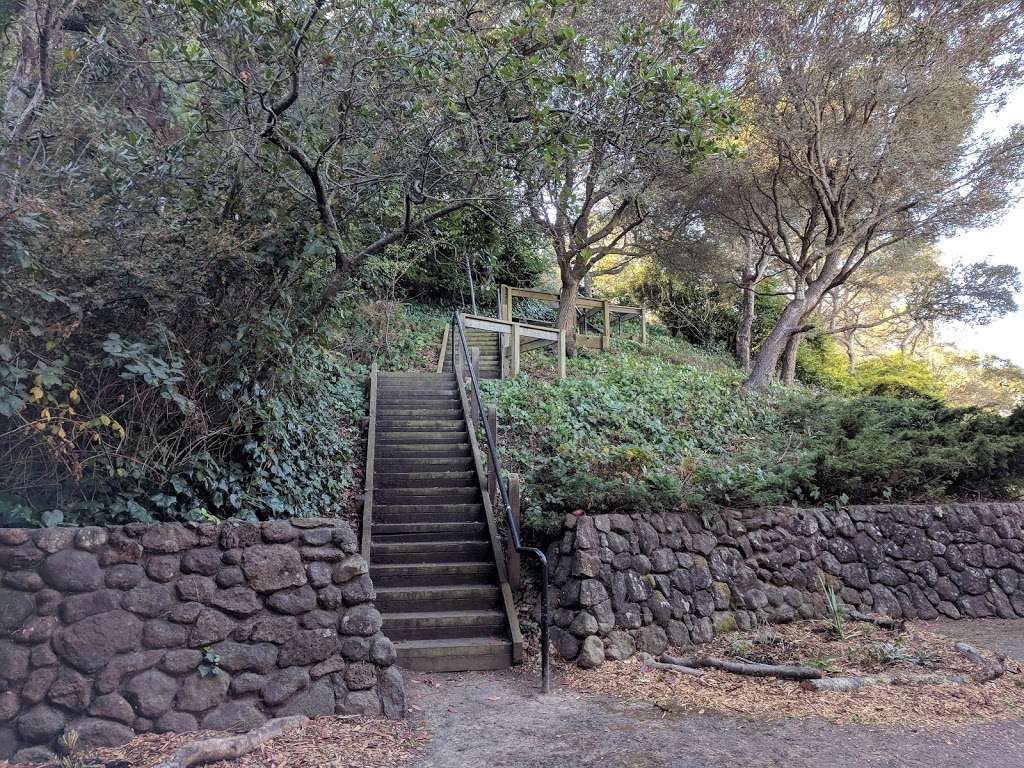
11;715;428;768
557;620;1024;730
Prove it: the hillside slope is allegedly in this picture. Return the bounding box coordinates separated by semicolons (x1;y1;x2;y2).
481;330;1024;538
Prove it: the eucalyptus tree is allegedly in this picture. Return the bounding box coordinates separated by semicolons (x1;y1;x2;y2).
701;0;1024;389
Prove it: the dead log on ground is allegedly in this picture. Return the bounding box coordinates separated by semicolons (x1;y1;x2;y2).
154;715;308;768
659;653;823;680
636;652;703;676
801;672;973;692
955;642;1006;683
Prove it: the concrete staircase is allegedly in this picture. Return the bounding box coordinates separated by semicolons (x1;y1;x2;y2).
442;328;501;379
369;371;520;671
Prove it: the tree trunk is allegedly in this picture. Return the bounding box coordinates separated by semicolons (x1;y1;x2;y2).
736;273;756;370
780;331;801;385
556;278;580;357
746;297;806;388
844;331;856;373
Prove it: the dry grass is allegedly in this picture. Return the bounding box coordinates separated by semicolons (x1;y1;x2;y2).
558;620;1024;730
4;715;428;768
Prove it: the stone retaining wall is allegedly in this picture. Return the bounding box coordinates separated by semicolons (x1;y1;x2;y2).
547;503;1024;668
0;518;403;764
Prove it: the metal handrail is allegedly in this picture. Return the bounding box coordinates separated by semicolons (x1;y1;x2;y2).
451;312;551;694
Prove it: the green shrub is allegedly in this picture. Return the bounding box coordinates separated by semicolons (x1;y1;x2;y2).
486;336;1024;541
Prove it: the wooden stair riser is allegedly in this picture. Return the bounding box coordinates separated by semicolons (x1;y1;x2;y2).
370;540;491;564
375;585;500;613
374;471;477;489
369;562;497;587
383;611;506;640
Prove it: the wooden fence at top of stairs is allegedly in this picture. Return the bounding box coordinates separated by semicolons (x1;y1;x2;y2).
437;313;567;381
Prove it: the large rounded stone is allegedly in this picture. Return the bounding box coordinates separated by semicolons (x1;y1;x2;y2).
0;588;34;634
64;717;133;748
242;545;307;593
260;667;310;707
189;608;235;647
209;641;278;673
46;669;90;711
267;585;317;615
54;611;143;673
105;564;145;590
209;586;262;617
39;550;102;592
369;635;397;666
95;650;162;694
201;701;266;732
88;694;134;725
140;524;199;554
144;619;189;649
16;704;65;743
181;547;222;576
278;628;338;666
343;662;376;691
161;649;203;674
274;678;334;717
576;635;605;669
0;642;29;682
378;665;406;719
155;711;199;734
175;672;230;712
337;689;381;716
122;582;175;618
340;605;381;636
59;589;121;624
125;669;177;718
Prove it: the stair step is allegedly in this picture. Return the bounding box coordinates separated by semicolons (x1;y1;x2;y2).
375;443;472;458
375;584;500;612
383;610;506;640
377;419;466;431
373;504;484;524
375;490;480;507
377;408;463;418
376;432;469;445
394;637;513;672
369;561;496;586
373;521;487;542
370;539;490;563
375;471;476;489
374;457;474;472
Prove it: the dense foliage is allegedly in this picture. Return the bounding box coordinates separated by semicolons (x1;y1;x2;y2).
488;332;1024;539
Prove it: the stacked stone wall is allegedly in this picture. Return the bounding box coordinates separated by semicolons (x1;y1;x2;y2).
547;503;1024;668
0;518;402;763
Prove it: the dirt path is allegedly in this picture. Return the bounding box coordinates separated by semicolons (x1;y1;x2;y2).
406;619;1024;768
406;670;1024;768
925;618;1024;661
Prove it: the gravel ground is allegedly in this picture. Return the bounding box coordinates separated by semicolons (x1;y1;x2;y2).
406;619;1024;768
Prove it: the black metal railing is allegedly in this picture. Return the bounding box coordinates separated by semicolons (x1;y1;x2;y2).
451;312;551;694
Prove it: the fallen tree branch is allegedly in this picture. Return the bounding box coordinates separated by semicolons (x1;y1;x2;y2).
955;642;1006;683
659;653;823;680
801;672;972;692
636;652;703;676
844;610;905;631
154;716;308;768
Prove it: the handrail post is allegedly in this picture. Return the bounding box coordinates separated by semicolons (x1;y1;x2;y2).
507;473;522;589
486;406;498;507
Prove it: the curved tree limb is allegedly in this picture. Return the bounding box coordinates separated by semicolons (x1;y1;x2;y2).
154;715;308;768
659;653;823;680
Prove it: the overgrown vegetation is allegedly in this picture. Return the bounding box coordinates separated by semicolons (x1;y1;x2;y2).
489;331;1024;538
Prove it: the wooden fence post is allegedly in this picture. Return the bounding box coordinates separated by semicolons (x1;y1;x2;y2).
507;473;522;589
557;330;567;380
641;308;648;345
511;323;521;377
602;299;611;351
